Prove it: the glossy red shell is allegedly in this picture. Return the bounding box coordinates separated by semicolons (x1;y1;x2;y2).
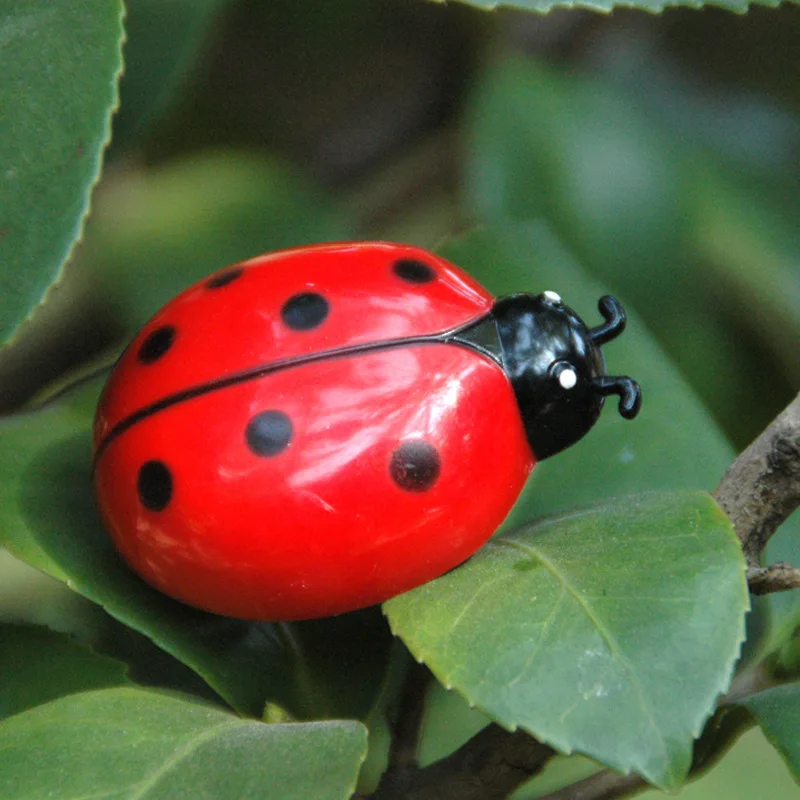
93;242;535;620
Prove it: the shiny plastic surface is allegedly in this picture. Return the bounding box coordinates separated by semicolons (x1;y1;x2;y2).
94;344;533;620
495;293;641;459
95;242;493;444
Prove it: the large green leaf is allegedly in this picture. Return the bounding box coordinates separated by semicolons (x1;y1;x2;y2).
738;683;800;783
0;623;129;720
386;491;748;791
0;377;393;720
407;223;739;774
0;687;367;800
0;0;124;344
440;0;789;14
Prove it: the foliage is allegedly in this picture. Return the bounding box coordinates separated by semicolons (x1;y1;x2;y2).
0;0;798;798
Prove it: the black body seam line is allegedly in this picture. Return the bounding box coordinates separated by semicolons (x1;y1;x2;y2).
92;313;501;469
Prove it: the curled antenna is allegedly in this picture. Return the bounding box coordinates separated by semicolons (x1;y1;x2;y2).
593;376;642;420
590;295;627;346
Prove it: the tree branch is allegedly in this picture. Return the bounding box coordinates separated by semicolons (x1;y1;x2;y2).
371;724;555;800
714;392;800;573
746;563;800;595
537;770;647;800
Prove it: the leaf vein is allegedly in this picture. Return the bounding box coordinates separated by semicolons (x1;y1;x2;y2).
129;720;243;799
495;537;668;762
507;584;567;688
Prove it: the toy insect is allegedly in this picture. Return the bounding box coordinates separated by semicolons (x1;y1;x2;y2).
93;242;641;620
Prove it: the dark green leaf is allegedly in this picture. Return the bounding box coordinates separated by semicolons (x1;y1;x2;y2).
0;0;124;344
0;623;129;720
386;491;748;790
113;0;230;147
0;378;392;719
738;683;800;783
0;687;367;800
689;166;800;389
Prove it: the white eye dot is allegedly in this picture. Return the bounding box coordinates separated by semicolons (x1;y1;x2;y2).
558;368;578;390
543;290;562;304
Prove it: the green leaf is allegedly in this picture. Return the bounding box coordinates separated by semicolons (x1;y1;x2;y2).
0;687;367;800
386;491;748;790
0;0;124;344
689;166;800;388
738;683;800;783
0;377;392;720
439;223;734;529
0;547;105;638
440;0;788;13
0;623;129;720
112;0;230;147
406;222;741;773
764;522;800;673
639;728;800;800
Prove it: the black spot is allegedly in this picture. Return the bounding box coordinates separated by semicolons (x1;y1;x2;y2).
246;410;293;456
138;325;176;364
206;267;244;289
138;460;173;511
390;441;441;492
393;259;436;284
281;292;329;331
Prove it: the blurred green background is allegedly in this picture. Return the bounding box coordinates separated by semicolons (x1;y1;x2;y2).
0;1;797;794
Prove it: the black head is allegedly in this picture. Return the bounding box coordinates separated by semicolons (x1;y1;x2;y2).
493;292;641;460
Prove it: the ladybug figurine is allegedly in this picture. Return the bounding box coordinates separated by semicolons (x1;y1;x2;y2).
93;242;641;621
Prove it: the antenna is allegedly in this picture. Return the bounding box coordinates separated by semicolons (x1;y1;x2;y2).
590;295;627;346
593;375;642;419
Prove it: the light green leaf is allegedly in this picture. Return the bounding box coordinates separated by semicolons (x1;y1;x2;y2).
0;0;124;344
0;687;367;800
738;683;800;784
386;491;748;790
0;622;129;720
408;223;741;773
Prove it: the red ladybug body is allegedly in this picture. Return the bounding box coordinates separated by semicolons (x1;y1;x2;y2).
94;242;640;620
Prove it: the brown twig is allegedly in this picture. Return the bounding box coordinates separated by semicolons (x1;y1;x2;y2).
372;724;556;800
714;392;800;578
746;562;800;595
537;770;647;800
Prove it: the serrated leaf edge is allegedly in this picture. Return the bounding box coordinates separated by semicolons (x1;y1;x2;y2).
5;1;126;348
440;0;781;15
386;493;751;791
